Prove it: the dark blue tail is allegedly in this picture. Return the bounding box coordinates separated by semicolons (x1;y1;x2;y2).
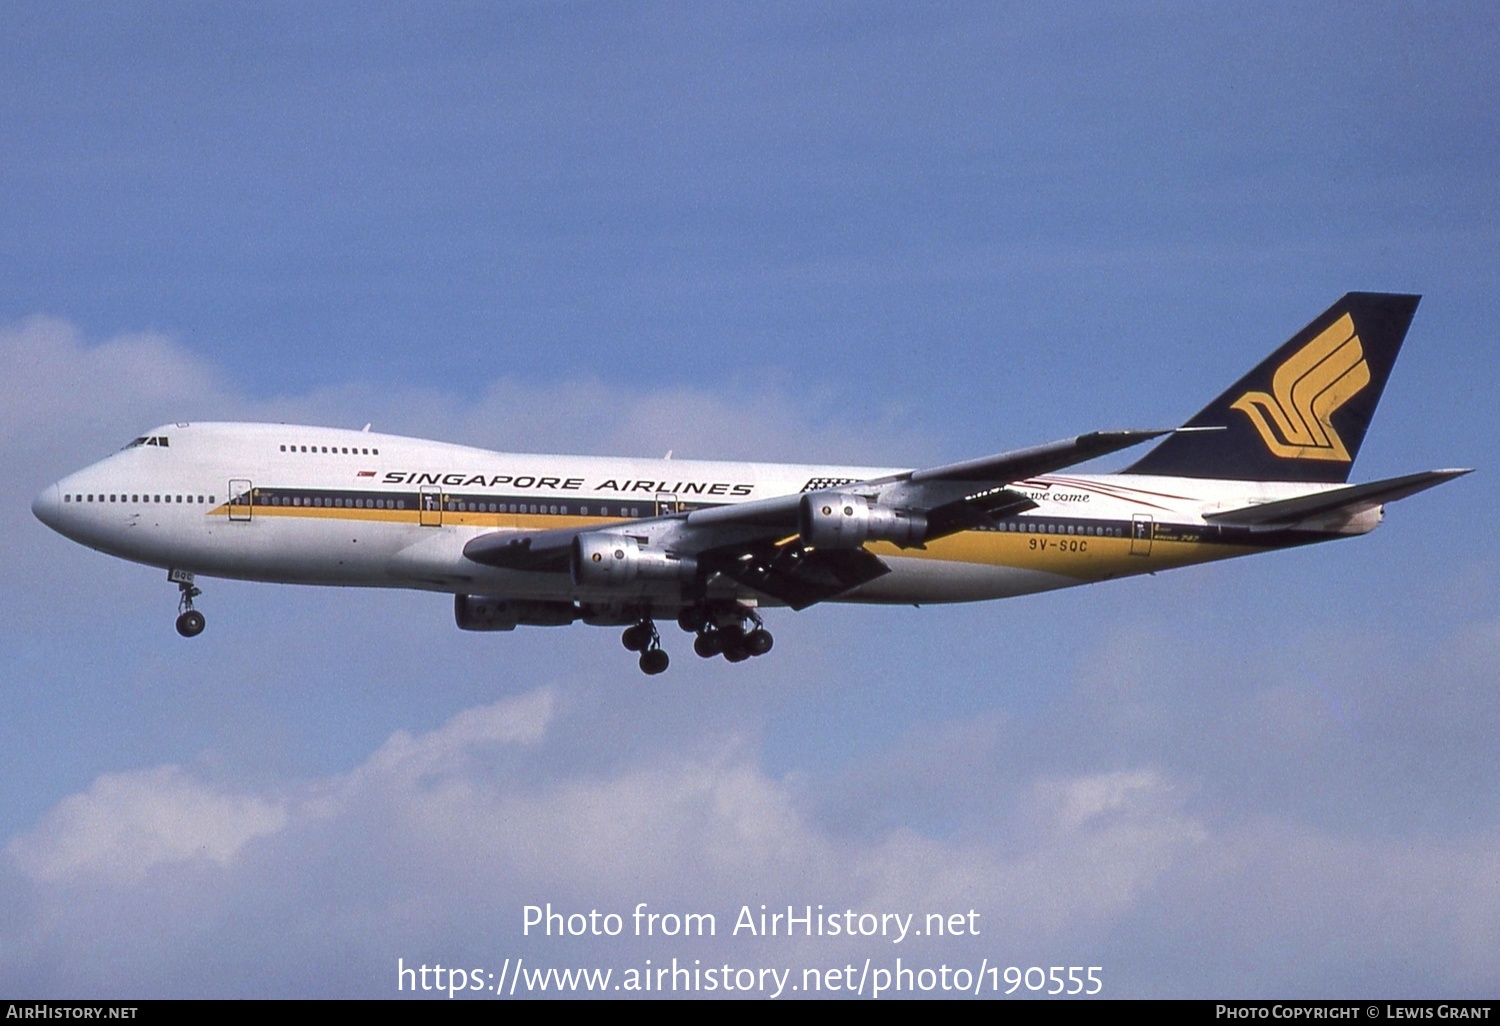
1123;293;1420;483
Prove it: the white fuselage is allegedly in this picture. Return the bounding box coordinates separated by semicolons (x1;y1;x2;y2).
32;422;1371;615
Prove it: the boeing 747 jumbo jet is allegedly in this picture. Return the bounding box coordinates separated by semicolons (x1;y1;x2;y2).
33;293;1468;673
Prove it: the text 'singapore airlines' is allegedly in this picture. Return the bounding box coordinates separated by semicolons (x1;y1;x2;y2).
33;293;1468;673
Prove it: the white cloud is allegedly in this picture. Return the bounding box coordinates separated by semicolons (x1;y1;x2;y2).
7;766;287;886
12;684;1496;996
0;317;224;448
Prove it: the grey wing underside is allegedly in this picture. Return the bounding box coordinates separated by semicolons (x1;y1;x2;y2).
463;429;1170;608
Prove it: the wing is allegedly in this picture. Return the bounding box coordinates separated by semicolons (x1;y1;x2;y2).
464;429;1171;608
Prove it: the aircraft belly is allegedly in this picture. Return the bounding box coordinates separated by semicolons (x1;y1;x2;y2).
848;555;1076;603
854;530;1262;603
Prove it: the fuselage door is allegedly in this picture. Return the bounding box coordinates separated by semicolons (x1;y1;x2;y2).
228;479;253;522
419;485;443;527
655;492;680;516
1130;514;1153;556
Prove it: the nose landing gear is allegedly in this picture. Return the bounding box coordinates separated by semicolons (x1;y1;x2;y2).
170;569;205;638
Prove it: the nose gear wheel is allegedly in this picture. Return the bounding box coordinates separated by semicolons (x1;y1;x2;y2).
171;571;205;638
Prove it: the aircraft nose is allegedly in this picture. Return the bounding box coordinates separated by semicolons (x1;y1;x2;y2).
32;484;62;530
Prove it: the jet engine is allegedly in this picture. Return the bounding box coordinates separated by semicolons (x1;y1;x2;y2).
571;533;697;587
454;596;579;631
798;492;927;549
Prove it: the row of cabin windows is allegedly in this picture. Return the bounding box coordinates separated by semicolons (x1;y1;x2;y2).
65;493;212;504
76;490;1125;534
256;497;645;515
999;520;1122;537
447;501;642;517
281;444;379;455
58;490;1127;536
266;495;405;509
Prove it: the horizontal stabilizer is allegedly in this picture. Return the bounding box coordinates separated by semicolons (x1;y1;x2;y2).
1204;469;1471;526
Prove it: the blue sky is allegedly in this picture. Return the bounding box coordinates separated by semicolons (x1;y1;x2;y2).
2;2;1497;998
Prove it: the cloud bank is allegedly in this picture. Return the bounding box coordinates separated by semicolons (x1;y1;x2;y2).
2;319;1495;998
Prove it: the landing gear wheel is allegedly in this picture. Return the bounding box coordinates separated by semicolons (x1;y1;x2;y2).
693;630;722;659
171;570;204;637
745;628;774;656
621;621;654;652
639;648;670;675
678;608;707;634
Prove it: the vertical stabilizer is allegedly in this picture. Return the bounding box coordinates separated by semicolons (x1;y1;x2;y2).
1124;292;1420;482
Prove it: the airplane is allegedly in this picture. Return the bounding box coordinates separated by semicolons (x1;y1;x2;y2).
31;293;1469;674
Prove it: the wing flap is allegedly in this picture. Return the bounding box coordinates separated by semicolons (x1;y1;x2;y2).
710;543;891;610
923;488;1038;541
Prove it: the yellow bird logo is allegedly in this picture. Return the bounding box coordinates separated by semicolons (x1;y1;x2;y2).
1231;313;1370;461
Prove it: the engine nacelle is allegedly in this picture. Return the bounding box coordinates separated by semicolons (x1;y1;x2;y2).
798;491;927;549
571;533;698;587
454;595;578;631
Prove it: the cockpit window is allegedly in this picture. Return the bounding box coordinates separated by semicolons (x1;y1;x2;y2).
122;435;170;449
124;437;148;449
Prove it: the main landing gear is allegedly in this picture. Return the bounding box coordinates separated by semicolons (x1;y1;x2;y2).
682;607;773;664
622;619;669;675
620;607;775;674
170;569;206;638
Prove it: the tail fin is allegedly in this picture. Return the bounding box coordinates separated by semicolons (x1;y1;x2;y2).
1123;292;1420;482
